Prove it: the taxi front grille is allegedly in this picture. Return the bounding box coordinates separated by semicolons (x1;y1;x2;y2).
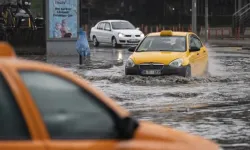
139;64;164;70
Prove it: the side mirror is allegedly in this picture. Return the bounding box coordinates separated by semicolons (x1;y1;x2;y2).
118;116;139;139
136;27;140;30
189;46;200;52
128;46;136;52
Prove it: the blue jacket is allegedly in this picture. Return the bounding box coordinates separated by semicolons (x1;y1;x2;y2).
76;30;90;56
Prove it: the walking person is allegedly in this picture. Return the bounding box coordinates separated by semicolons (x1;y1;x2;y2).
76;28;90;63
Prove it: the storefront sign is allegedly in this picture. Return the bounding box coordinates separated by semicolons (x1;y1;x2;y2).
48;0;78;39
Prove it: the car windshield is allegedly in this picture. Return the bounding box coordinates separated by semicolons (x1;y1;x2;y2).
111;21;135;30
136;36;186;52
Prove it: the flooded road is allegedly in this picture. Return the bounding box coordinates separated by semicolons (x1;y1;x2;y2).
23;46;250;150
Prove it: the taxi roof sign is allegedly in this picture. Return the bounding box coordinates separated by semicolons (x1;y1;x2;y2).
0;42;16;58
160;30;173;36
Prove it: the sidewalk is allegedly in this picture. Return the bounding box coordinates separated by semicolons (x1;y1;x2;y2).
207;39;250;48
199;36;250;48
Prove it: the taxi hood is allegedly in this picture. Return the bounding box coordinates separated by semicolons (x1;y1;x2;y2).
131;51;187;65
133;121;220;150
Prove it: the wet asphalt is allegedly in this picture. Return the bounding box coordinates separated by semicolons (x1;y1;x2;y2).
22;45;250;150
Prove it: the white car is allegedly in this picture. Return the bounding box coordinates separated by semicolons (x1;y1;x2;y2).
90;20;145;48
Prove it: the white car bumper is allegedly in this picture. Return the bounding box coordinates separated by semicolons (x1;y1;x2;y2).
117;36;144;45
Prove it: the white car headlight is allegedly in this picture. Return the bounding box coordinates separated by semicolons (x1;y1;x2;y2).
169;58;183;67
24;2;28;5
118;33;125;37
140;33;144;37
126;58;135;68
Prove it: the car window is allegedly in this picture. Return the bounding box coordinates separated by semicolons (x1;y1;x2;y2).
137;36;186;52
189;36;196;48
0;73;31;140
19;71;118;140
104;23;111;31
111;21;135;30
190;36;202;48
97;23;104;30
193;37;203;48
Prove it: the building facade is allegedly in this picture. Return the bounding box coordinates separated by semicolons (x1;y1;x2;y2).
31;0;44;17
29;0;250;27
80;0;250;27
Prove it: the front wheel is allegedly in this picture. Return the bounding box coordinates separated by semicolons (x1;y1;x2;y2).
112;37;121;48
182;66;191;77
93;36;99;47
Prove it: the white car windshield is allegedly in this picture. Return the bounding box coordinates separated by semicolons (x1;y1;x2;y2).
137;36;186;52
111;21;135;30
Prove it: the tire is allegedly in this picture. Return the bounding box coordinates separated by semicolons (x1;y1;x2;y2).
182;65;191;77
125;68;130;75
93;36;99;47
112;37;120;48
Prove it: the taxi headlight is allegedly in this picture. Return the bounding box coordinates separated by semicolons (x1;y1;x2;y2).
126;58;135;68
118;33;125;38
140;33;144;37
169;58;183;67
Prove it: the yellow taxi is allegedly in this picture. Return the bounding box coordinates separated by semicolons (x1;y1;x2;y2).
0;42;221;150
125;30;208;77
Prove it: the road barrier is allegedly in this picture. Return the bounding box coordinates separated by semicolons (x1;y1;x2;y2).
243;27;250;38
200;26;232;39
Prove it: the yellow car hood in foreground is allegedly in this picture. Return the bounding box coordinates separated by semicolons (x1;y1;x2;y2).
131;51;187;65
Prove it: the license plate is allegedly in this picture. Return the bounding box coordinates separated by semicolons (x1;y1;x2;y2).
142;70;161;75
129;39;139;42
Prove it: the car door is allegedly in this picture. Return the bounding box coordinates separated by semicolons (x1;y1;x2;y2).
0;67;45;150
103;22;113;43
96;22;105;42
188;35;200;76
192;35;208;75
17;69;124;150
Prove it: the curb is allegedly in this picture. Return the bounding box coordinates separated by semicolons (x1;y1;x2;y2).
242;47;250;50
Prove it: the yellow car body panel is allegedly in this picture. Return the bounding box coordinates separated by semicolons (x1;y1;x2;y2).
0;42;219;150
127;30;208;77
131;51;188;65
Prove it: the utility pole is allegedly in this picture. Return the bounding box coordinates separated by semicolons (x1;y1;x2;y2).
192;0;197;34
205;0;208;42
238;0;242;11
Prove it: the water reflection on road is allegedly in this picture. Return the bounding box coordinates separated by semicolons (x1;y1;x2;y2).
22;46;250;150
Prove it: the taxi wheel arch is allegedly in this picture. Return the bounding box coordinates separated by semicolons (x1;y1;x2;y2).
93;36;99;47
112;36;121;48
